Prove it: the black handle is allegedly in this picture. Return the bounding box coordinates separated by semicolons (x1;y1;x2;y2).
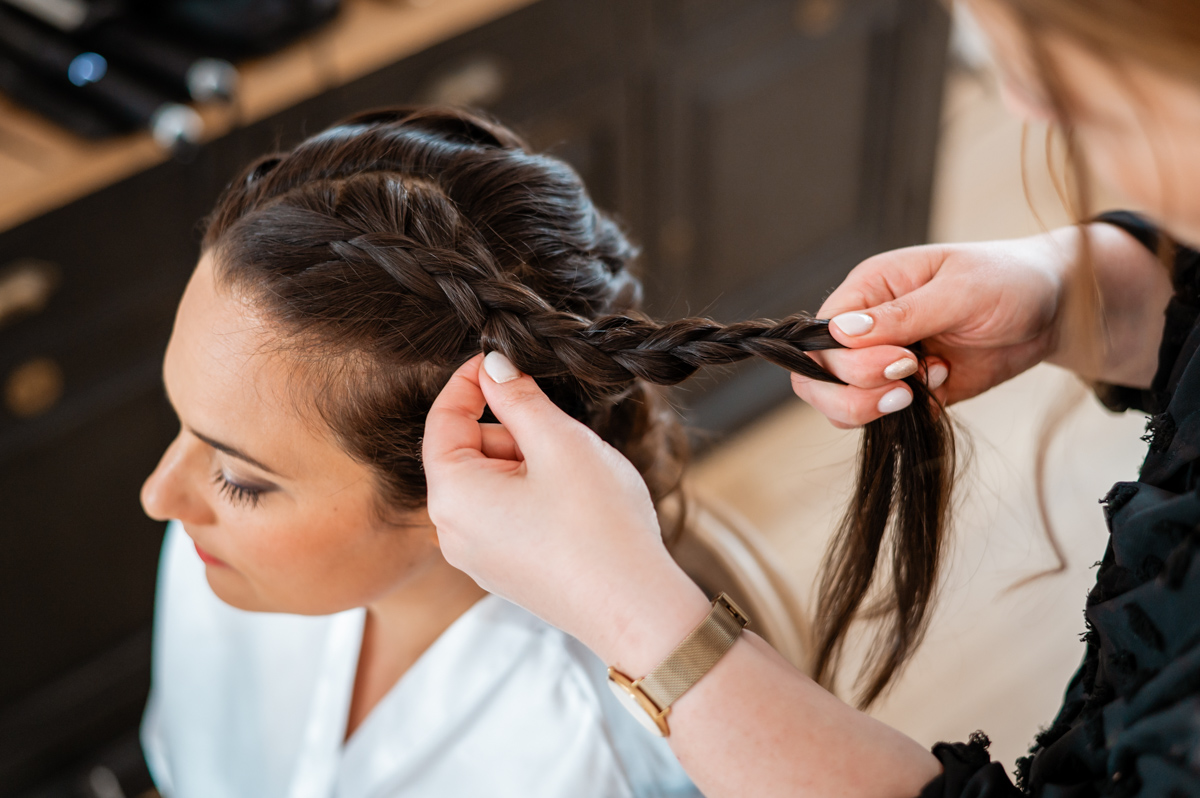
89;19;238;102
0;5;202;147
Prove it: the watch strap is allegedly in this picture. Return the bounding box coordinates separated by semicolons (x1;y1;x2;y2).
639;592;749;710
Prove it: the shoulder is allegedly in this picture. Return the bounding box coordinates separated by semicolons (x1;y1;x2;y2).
361;596;695;798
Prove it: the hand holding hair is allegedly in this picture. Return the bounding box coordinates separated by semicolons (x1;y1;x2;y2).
423;350;947;798
424;353;714;677
794;224;1172;427
426;327;953;707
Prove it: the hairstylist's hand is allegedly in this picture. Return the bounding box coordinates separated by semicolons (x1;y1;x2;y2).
795;223;1168;427
423;353;711;673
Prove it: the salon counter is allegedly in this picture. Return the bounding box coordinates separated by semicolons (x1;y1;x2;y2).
0;0;539;234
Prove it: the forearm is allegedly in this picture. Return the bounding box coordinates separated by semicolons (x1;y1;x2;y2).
1045;222;1173;387
671;634;940;798
593;561;940;798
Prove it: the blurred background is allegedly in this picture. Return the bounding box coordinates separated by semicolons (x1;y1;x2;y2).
0;0;1140;795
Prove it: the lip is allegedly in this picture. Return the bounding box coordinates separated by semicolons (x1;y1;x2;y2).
194;541;229;568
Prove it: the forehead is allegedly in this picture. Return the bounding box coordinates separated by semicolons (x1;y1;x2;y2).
164;253;349;479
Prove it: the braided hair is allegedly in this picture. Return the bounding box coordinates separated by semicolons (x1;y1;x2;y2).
203;107;954;707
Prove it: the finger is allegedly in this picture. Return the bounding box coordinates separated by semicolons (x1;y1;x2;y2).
791;374;913;427
807;345;921;390
816;246;970;350
423;354;488;471
922;358;949;391
480;423;523;462
824;279;970;351
817;244;944;320
477;352;596;458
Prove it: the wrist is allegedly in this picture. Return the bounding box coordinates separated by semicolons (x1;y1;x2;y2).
588;554;711;677
1040;224;1114;376
1045;222;1172;385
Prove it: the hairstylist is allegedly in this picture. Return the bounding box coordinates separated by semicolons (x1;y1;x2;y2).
424;2;1200;797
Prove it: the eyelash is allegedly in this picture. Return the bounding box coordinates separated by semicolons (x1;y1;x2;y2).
213;471;264;508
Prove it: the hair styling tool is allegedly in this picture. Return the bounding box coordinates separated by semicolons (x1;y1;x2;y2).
133;0;341;57
0;4;202;150
0;0;122;33
0;0;238;103
0;50;119;139
86;21;239;103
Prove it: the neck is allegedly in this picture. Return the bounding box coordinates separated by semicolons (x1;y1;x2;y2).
346;548;487;740
368;546;487;633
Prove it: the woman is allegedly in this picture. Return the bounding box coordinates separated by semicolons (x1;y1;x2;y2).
136;107;701;797
423;1;1200;797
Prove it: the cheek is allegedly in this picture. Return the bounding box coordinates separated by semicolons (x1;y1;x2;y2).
1080;123;1200;247
1080;126;1162;211
211;501;431;615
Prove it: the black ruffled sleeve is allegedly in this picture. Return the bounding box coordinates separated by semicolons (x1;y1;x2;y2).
1092;211;1200;415
915;213;1200;798
919;734;1022;798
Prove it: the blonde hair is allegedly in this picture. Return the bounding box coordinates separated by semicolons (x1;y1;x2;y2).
978;0;1194;576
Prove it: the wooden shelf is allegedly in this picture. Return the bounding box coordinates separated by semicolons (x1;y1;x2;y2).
0;0;537;234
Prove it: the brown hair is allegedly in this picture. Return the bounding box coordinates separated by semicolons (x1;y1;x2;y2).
201;106;954;707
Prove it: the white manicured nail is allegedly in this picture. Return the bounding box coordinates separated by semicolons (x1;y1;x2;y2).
883;358;918;381
926;362;949;390
483;351;521;384
877;386;912;415
831;312;874;336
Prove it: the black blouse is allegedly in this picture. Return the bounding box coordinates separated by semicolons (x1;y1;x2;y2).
919;212;1200;798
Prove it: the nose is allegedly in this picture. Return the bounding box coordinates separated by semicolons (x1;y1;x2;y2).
141;431;216;525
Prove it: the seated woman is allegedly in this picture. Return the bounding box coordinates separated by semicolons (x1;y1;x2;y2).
138;107;699;798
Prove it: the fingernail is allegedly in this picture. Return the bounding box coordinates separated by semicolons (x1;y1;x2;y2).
926;362;949;390
483;351;521;384
883;358;918;381
877;386;912;415
831;312;874;336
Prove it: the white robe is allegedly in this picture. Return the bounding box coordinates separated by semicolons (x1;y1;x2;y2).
142;522;697;798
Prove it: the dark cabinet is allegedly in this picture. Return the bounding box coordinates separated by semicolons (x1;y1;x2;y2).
0;0;948;791
645;0;948;430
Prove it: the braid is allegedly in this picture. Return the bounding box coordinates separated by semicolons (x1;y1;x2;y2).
333;231;842;390
204;105;955;709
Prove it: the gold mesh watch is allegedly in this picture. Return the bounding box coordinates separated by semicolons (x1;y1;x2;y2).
606;592;750;737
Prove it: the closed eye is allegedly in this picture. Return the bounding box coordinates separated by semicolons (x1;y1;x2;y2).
213;471;268;508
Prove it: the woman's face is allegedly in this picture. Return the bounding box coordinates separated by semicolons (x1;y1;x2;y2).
141;253;442;615
969;0;1200;247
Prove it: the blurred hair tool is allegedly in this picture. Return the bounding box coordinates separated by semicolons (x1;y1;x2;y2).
0;50;119;139
87;21;239;103
0;0;238;103
0;4;202;150
133;0;341;57
1;0;122;32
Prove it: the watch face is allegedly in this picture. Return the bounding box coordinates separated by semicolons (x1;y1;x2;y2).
606;678;666;737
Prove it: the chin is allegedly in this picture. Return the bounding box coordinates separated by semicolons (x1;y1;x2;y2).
203;568;280;613
204;569;361;616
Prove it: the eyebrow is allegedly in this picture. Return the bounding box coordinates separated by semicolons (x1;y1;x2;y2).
191;429;284;478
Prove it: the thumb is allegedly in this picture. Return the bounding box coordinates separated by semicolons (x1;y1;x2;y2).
478;351;592;457
827;282;957;350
